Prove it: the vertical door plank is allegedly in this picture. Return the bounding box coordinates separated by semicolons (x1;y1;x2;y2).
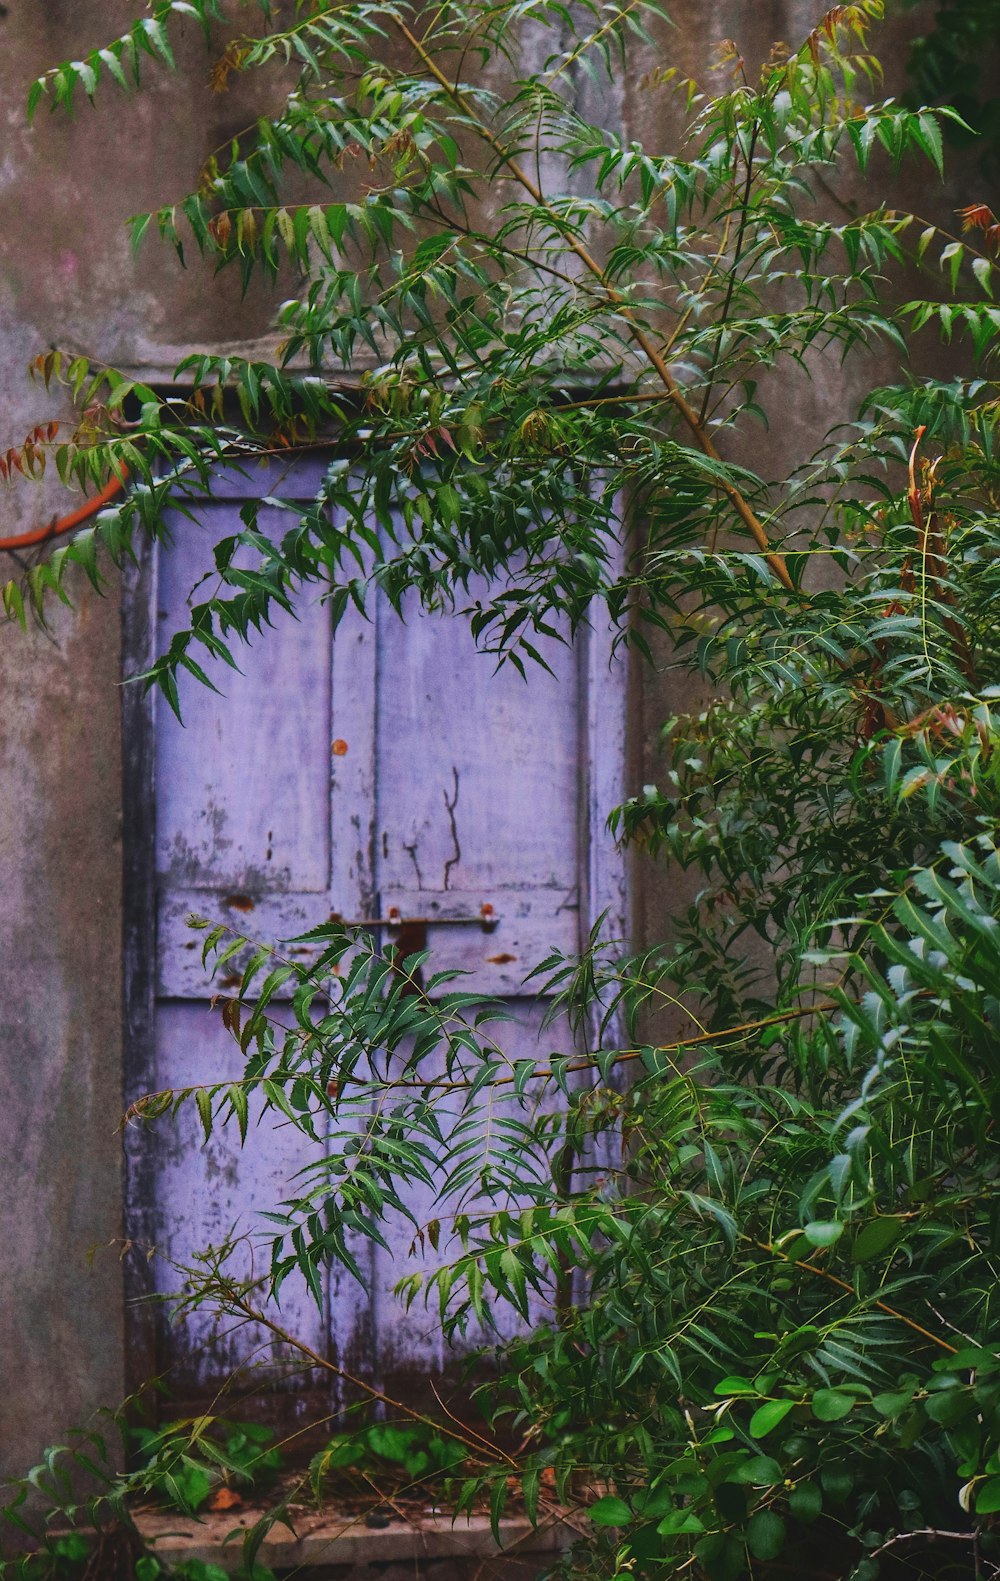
122;537;161;1396
156;507;332;893
147;484;335;1411
148;1004;329;1398
578;514;630;1212
369;595;586;1394
327;583;381;1398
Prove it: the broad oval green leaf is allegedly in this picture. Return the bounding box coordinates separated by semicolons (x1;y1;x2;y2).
924;1387;974;1427
714;1375;757;1396
851;1217;904;1264
811;1389;854;1422
749;1399;796;1439
872;1390;913;1418
588;1495;631;1527
804;1220;845;1248
746;1509;785;1561
977;1476;1000;1515
657;1509;706;1536
788;1481;822;1523
731;1454;783;1486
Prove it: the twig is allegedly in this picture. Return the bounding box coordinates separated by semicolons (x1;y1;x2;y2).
125;998;841;1122
221;1285;519;1466
869;1527;978;1560
698;119;760;427
753;1239;957;1355
428;1376;511;1463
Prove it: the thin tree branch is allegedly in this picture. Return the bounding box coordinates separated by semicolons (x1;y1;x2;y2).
753;1240;958;1355
394;18;795;591
698;120;760;427
125;998;841;1124
220;1284;519;1466
869;1528;978;1559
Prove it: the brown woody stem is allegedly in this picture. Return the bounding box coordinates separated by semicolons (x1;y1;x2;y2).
395;20;795;592
752;1239;957;1355
222;1284;519;1465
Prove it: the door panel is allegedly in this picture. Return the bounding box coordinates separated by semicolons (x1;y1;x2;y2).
157;505;333;893
375;599;580;894
131;454;625;1411
149;1003;330;1395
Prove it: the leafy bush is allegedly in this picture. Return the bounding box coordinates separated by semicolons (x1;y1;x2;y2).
16;1535;275;1581
904;0;1000;167
310;1422;467;1492
7;3;1000;1580
504;394;1000;1576
136;1559;276;1581
128;1419;281;1515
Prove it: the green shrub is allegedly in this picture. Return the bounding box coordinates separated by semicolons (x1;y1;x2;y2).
7;3;1000;1578
128;1419;282;1515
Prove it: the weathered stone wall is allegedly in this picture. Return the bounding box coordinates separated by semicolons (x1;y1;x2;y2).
0;0;961;1495
0;4;282;1487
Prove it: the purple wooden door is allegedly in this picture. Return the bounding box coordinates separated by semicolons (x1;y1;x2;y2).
125;454;626;1417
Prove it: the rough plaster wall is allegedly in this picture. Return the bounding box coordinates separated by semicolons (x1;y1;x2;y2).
0;0;963;1492
0;4;286;1485
0;599;124;1480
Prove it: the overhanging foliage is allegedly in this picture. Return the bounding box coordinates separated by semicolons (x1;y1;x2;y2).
6;4;1000;1579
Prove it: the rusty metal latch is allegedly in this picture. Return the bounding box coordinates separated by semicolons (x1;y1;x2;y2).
384;903;498;934
328;903;499;935
327;903;499;992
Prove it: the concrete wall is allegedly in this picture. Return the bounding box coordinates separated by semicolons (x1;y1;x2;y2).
0;4;283;1487
0;0;960;1492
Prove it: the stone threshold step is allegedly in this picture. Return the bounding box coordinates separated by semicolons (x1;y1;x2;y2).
133;1506;571;1575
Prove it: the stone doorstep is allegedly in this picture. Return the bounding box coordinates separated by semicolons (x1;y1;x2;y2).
133;1508;571;1573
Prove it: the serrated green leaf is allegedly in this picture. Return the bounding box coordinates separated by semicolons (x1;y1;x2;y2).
195;1088;213;1141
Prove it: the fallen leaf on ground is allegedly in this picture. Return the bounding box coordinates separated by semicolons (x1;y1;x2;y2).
208;1487;244;1512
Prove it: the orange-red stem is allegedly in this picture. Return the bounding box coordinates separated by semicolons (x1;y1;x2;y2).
0;471;127;553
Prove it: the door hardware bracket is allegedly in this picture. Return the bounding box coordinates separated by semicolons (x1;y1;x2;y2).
326;904;499;993
328;903;499;934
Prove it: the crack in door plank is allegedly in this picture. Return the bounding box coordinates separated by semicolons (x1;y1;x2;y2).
442;766;461;891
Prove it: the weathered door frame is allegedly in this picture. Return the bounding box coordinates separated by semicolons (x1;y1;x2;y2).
119;456;630;1404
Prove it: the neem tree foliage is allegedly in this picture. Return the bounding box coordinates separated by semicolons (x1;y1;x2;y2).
904;0;1000;170
7;4;1000;1579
